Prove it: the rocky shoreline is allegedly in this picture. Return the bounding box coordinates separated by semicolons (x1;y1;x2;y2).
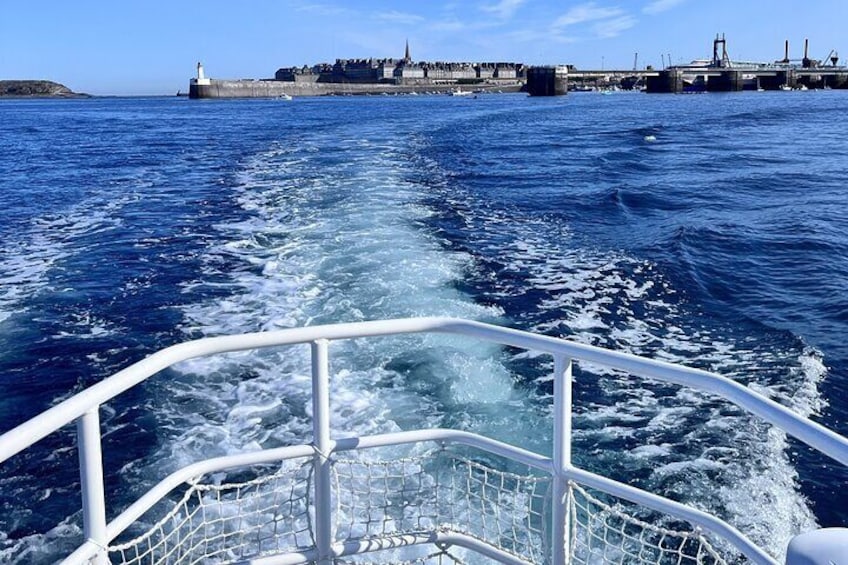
0;80;86;97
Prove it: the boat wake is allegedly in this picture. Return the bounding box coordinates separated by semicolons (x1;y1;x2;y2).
421;179;824;557
0;100;832;563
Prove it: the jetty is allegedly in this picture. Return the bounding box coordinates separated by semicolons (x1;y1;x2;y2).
189;36;848;99
189;42;526;99
189;77;523;98
530;36;848;95
556;65;848;94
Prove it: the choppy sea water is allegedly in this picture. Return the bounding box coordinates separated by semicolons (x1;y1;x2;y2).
1;91;847;562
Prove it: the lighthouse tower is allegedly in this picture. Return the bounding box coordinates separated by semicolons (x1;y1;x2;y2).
194;62;211;86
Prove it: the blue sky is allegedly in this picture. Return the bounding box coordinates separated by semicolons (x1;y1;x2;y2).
2;0;846;95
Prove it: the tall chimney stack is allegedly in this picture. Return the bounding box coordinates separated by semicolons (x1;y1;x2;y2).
803;38;812;68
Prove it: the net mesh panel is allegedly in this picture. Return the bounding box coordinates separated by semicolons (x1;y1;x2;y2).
106;449;737;564
333;449;550;563
108;458;314;565
336;547;467;564
568;483;729;565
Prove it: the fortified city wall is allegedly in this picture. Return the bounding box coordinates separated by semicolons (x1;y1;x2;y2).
189;79;523;98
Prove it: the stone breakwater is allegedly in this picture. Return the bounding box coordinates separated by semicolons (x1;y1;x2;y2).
189;79;523;98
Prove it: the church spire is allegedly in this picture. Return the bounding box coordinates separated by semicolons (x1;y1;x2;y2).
404;39;411;62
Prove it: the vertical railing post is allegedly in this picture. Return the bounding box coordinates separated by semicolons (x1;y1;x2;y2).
311;339;334;565
77;408;108;564
552;354;573;565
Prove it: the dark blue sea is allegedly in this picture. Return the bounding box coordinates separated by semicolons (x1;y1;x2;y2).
1;91;847;562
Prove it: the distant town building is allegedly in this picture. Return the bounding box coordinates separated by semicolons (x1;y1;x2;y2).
274;42;525;85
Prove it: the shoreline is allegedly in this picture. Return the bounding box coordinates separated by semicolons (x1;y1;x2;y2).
0;79;87;98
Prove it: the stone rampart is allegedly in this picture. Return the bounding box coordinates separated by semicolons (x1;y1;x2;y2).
189;79;522;98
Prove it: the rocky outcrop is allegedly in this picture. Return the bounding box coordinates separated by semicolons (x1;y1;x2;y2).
0;80;82;97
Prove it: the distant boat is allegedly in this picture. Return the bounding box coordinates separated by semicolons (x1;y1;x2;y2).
449;88;472;97
779;84;792;91
277;93;293;101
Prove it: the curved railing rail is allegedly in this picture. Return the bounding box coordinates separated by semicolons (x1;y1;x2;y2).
1;317;847;565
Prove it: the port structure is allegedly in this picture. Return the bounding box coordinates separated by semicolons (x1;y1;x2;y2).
568;36;848;93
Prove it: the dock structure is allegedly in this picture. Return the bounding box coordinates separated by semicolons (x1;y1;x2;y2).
188;79;523;98
641;67;848;93
563;65;848;93
189;36;848;98
526;66;569;96
566;35;848;93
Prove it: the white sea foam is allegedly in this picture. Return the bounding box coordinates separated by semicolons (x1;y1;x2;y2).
92;133;547;565
0;196;133;338
444;211;824;559
134;134;530;486
80;129;827;563
0;516;83;564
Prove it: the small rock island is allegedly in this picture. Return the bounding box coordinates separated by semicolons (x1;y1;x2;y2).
0;80;83;97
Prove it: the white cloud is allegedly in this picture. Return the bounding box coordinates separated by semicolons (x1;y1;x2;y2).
548;33;581;45
480;0;528;20
504;28;547;43
293;2;350;17
550;3;636;39
553;3;626;28
592;14;637;37
376;10;425;25
429;19;467;32
643;0;685;14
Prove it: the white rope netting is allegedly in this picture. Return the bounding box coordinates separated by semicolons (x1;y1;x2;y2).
568;483;729;565
333;450;550;563
336;547;466;564
105;450;735;565
108;459;313;565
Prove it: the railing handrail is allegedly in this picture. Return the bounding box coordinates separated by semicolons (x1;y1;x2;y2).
2;316;847;468
103;429;552;545
4;316;848;564
63;429;775;565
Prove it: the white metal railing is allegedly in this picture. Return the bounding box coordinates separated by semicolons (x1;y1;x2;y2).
1;317;847;565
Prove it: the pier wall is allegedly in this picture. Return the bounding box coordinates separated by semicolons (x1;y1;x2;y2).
189;71;848;99
796;72;848;89
759;71;797;90
525;66;568;96
189;79;523;98
824;73;848;88
644;68;848;92
646;70;683;93
707;70;745;92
